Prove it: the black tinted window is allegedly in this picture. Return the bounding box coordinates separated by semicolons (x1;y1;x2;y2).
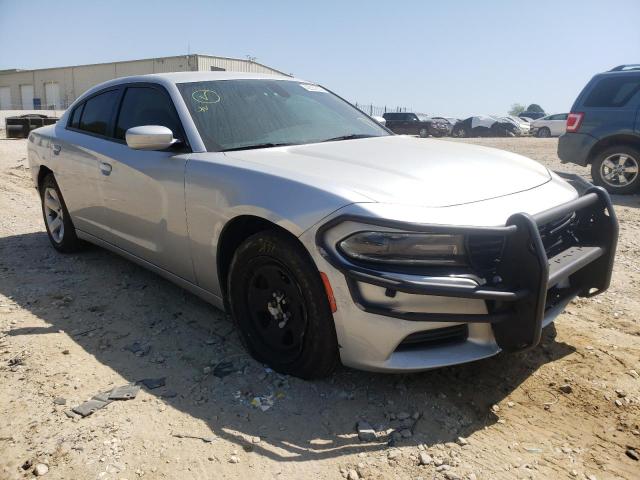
115;87;182;140
78;90;118;136
383;113;400;120
584;76;640;107
68;103;83;129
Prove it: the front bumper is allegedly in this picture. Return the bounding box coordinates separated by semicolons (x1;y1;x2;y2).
315;180;618;371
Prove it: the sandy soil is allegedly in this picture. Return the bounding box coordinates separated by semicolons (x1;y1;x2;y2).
0;136;638;480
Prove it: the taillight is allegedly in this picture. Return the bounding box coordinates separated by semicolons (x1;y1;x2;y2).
566;112;584;133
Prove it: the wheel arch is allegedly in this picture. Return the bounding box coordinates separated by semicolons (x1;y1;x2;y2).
587;134;640;164
216;214;314;306
37;165;54;191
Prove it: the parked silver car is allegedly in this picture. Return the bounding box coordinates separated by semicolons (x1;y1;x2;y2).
531;113;569;137
27;72;618;378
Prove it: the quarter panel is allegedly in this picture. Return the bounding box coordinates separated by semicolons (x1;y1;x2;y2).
26;127;53;187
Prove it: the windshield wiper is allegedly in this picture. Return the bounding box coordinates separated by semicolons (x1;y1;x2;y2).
322;134;377;142
221;142;297;152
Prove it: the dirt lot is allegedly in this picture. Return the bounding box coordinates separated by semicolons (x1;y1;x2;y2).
0;136;638;480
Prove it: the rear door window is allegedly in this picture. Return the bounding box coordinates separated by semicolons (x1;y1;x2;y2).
78;89;119;136
583;76;640;107
68;103;84;129
114;86;184;140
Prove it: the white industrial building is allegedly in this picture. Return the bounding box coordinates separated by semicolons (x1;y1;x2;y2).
0;54;289;110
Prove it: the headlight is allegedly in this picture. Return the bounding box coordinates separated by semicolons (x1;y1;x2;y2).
338;231;466;266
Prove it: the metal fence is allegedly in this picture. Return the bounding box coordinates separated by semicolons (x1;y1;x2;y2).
353;102;410;117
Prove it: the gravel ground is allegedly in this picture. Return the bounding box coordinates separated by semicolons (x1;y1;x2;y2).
0;136;639;480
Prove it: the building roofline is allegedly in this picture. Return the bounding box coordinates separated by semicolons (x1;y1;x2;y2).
0;54;289;76
194;53;290;76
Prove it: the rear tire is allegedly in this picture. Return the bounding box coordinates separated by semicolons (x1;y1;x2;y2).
536;127;551;138
227;230;339;379
590;145;640;195
39;174;82;253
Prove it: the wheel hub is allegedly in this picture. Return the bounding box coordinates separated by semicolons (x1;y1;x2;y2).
601;153;639;187
244;260;308;361
43;187;64;243
267;290;292;328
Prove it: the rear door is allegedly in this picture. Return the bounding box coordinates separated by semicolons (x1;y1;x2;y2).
54;87;121;239
97;83;195;281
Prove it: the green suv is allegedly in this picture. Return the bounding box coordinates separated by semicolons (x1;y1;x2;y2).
558;64;640;194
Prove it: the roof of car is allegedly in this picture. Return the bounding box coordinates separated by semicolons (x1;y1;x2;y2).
607;64;640;73
98;71;301;86
134;71;298;83
72;71;308;106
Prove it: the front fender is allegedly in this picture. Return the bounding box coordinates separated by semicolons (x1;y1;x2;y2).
185;153;365;297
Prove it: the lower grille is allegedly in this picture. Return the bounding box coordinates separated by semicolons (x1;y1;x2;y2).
396;325;469;351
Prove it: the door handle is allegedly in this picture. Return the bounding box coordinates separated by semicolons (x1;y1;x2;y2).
99;162;112;176
52;144;62;155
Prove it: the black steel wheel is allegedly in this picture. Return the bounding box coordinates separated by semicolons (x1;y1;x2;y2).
244;258;308;364
227;230;339;379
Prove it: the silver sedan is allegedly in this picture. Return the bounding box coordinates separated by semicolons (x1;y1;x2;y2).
28;72;618;378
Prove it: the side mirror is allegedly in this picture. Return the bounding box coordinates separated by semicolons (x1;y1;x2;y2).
125;125;177;150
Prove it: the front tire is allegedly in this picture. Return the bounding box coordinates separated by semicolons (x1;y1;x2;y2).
40;174;82;252
227;230;339;379
419;128;428;138
590;145;640;195
536;127;551;138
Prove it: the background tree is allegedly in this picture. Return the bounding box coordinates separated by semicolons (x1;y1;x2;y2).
509;103;526;116
526;103;545;113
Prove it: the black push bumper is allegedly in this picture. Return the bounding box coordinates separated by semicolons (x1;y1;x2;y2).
317;182;618;353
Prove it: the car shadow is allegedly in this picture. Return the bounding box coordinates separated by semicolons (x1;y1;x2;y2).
1;231;576;463
609;192;640;208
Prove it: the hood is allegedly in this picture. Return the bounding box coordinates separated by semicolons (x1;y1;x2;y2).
223;136;551;207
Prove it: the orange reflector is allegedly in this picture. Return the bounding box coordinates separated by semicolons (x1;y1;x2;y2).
320;272;337;313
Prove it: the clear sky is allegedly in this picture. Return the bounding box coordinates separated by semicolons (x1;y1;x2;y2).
1;0;638;117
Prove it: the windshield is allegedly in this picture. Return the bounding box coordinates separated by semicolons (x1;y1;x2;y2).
177;79;389;151
416;114;430;121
